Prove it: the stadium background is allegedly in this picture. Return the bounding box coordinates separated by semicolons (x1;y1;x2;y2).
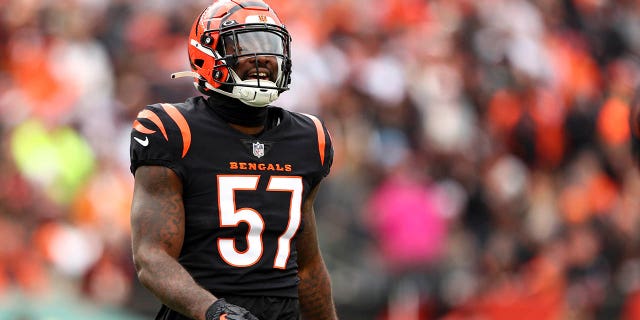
2;0;640;319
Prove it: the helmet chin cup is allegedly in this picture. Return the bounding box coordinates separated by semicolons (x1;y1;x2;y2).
232;80;279;107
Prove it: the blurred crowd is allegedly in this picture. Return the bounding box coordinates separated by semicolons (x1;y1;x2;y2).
2;0;640;319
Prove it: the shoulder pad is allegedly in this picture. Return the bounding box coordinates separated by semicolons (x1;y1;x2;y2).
133;103;192;158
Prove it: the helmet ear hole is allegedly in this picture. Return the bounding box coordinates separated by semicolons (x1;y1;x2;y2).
202;35;213;45
194;59;205;68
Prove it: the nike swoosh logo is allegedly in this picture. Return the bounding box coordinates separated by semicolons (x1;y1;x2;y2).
134;136;149;146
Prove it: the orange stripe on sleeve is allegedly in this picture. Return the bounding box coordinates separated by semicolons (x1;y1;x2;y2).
301;113;326;166
137;109;168;140
132;120;156;134
161;103;192;158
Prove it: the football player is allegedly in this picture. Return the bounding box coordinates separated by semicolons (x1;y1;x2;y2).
129;1;338;319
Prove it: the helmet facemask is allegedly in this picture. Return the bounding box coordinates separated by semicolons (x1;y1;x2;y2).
207;23;292;107
176;1;293;107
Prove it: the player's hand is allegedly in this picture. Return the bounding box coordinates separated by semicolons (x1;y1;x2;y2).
205;298;259;320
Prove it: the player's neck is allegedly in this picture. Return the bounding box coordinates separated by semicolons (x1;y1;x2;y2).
207;93;268;129
229;123;265;136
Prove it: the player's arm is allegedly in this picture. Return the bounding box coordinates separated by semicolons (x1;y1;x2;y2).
296;183;338;320
130;165;216;320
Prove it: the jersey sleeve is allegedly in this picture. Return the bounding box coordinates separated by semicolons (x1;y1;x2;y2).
320;120;334;178
129;103;189;180
300;113;334;181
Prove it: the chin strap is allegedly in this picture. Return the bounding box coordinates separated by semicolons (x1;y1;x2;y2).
171;71;199;79
171;70;278;107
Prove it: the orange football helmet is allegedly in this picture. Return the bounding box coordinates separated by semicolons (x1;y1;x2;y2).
173;0;292;107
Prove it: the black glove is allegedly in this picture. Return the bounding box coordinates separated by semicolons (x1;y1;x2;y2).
205;298;259;320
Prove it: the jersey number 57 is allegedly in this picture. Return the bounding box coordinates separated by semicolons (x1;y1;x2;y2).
217;175;302;269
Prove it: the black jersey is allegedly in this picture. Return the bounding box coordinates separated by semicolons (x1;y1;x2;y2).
130;96;333;299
